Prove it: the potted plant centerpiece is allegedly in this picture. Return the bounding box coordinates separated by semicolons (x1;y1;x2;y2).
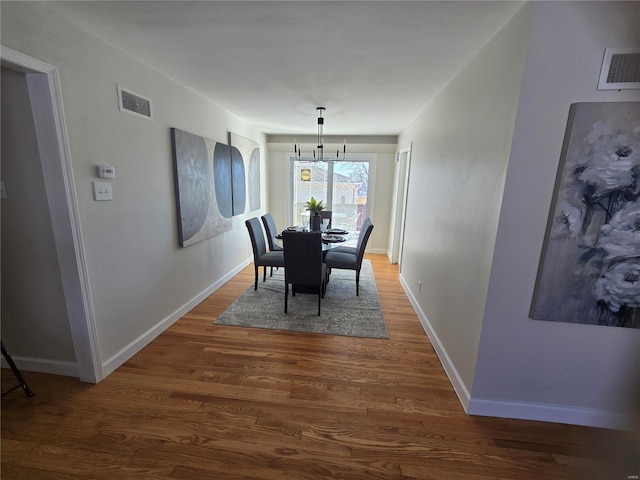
305;197;325;231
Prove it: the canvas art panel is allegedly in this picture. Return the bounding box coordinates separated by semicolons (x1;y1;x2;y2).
229;132;261;214
213;141;233;219
530;102;640;329
171;128;232;247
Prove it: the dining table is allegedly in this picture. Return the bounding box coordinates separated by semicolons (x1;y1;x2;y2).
275;227;350;254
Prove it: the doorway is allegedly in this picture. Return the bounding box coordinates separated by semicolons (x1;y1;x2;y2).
1;46;102;382
389;143;411;268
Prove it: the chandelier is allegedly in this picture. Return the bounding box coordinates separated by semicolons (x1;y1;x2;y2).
294;107;346;162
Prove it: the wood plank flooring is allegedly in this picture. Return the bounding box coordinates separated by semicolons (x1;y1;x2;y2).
2;254;637;479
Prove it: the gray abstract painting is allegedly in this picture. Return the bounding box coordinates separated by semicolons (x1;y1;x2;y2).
229;132;261;214
213;141;233;219
171;128;232;247
530;102;640;328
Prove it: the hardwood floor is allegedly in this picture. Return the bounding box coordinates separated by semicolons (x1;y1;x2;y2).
2;254;637;479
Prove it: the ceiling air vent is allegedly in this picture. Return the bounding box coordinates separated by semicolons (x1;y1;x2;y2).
117;85;153;120
598;48;640;90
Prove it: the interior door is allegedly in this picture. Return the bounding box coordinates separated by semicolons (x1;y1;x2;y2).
389;143;411;267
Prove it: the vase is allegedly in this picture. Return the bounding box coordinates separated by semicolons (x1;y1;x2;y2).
310;214;321;231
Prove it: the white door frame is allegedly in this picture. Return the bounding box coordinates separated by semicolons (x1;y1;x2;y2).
1;45;103;382
388;143;411;268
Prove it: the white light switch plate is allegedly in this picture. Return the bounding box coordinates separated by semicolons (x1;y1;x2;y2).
93;181;113;201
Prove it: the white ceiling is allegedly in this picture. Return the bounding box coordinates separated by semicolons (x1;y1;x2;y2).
48;1;523;136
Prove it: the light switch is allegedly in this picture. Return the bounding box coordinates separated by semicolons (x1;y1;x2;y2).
93;181;113;201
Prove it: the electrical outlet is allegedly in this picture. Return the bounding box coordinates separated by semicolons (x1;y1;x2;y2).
93;181;113;201
418;281;422;293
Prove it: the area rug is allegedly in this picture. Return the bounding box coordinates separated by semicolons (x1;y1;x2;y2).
214;259;388;339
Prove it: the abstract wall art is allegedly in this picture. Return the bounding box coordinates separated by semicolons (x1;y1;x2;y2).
229;132;261;214
213;141;233;219
171;128;232;247
530;102;640;329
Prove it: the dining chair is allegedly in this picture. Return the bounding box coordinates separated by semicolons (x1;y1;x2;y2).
324;218;374;296
282;231;327;316
319;210;332;230
331;216;372;256
245;217;285;290
261;213;283;251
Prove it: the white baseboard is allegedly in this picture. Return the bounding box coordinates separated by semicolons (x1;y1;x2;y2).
398;273;472;411
468;397;632;430
1;356;78;378
368;247;388;255
398;273;632;430
101;258;251;377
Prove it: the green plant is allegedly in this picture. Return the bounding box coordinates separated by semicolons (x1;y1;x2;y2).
305;197;325;215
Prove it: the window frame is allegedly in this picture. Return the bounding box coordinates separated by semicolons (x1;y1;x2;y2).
287;152;377;228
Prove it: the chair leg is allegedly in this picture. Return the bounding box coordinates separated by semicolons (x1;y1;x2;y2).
317;291;321;316
356;270;360;296
285;282;289;313
263;266;267;282
254;265;259;290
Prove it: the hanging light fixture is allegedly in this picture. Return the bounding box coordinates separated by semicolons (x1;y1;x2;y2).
294;107;346;162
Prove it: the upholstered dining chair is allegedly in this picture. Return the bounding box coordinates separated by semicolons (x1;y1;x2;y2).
319;210;332;230
282;231;327;316
323;218;374;296
331;216;372;256
261;213;283;252
245;217;285;290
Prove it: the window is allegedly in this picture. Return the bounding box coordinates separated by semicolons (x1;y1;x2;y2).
290;155;374;238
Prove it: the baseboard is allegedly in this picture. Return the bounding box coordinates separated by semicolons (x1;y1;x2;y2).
468;397;632;430
369;247;388;255
398;273;472;411
398;274;632;430
101;258;251;377
1;356;78;378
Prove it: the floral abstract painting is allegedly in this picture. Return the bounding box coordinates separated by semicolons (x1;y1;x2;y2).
530;102;640;329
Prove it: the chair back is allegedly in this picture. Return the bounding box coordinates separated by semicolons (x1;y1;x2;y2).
261;213;280;251
245;217;267;260
355;218;374;266
320;210;332;229
282;231;323;287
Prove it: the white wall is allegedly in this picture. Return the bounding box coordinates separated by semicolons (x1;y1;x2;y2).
397;4;531;405
1;2;263;376
266;137;397;254
1;67;77;365
471;1;640;428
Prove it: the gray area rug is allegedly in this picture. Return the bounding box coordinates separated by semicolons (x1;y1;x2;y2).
215;259;388;339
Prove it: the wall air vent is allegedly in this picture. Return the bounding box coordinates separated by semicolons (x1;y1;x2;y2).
598;48;640;90
117;85;153;120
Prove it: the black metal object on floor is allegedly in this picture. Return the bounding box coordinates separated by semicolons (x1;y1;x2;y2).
1;341;34;398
